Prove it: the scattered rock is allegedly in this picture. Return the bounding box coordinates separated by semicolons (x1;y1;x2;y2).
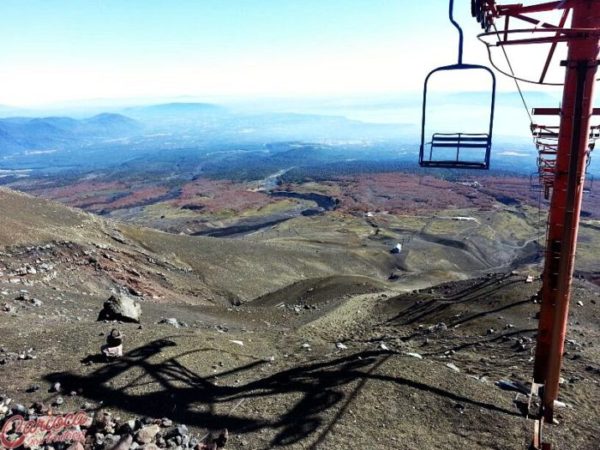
142;444;161;450
454;403;465;414
102;329;124;358
136;424;160;444
495;379;530;394
429;322;447;333
32;401;47;414
335;342;348;350
108;434;133;450
446;363;460;372
554;400;571;409
405;352;423;359
167;424;189;438
10;404;28;416
15;292;30;301
158;318;186;328
229;340;244;346
67;442;85;450
98;293;141;323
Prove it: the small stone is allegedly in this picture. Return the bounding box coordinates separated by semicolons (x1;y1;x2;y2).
32;402;47;414
136;424;160;444
53;396;64;406
158;318;183;328
160;418;173;428
446;363;460;372
577;301;584;307
554;400;569;409
95;433;106;445
175;425;189;436
11;404;28;415
435;322;447;331
66;442;84;450
335;342;348;350
50;382;62;393
16;293;30;301
142;444;160;450
108;434;133;450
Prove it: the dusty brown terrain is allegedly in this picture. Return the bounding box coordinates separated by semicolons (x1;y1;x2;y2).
0;187;599;449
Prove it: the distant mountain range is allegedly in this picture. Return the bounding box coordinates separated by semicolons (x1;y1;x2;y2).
124;102;226;124
0;113;141;152
0;102;418;156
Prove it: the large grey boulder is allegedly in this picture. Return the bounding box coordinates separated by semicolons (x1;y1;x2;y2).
98;294;141;323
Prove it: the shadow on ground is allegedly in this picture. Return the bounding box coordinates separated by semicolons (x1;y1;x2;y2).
46;338;521;448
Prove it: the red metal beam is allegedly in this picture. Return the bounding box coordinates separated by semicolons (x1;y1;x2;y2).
495;33;595;46
532;108;600;115
497;1;566;15
510;12;562;29
539;9;571;83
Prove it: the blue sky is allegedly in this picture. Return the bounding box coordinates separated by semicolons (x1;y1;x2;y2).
0;0;523;106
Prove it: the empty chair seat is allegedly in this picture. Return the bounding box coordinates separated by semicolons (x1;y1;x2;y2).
420;132;491;169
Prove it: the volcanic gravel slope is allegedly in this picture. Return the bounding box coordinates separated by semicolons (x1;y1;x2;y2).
0;187;599;449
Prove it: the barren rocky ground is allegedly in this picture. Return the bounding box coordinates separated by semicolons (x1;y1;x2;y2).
0;186;598;450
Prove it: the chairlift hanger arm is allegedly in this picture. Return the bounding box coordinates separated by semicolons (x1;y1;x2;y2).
449;0;464;64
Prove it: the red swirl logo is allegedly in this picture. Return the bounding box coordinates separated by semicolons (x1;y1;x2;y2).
1;412;89;449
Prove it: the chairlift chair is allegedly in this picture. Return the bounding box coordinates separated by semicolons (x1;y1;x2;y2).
529;172;543;192
531;110;600;198
419;0;496;170
583;174;594;194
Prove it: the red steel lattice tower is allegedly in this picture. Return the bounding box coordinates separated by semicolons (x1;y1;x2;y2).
472;1;600;448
